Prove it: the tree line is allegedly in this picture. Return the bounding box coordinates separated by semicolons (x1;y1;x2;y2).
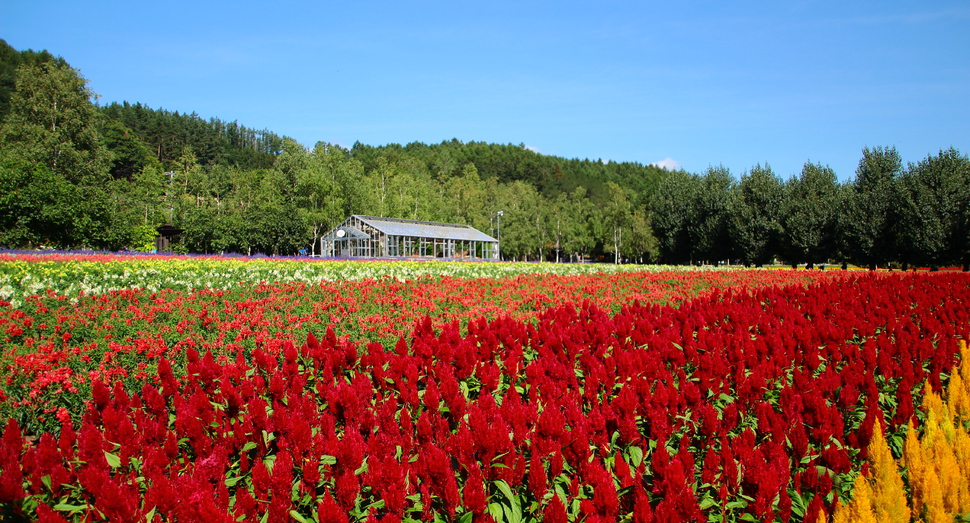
652;150;969;270
0;40;967;269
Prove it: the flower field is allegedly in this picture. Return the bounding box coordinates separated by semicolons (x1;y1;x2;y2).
0;253;709;308
1;254;969;522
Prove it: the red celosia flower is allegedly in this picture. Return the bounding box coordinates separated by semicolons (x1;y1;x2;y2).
317;492;349;523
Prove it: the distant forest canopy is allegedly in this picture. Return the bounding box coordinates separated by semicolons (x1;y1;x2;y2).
1;40;969;269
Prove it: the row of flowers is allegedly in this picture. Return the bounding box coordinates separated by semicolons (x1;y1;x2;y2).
0;267;841;435
0;253;728;308
0;272;968;521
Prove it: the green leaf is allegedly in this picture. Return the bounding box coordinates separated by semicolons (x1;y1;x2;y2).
627;446;644;468
242;441;258;453
104;451;122;468
457;512;474;523
494;479;515;501
320;455;337;466
53;503;86;512
289;510;311;523
487;502;504;520
493;479;522;523
262;430;276;446
145;507;157;522
790;490;808;518
554;483;568;504
698;496;718;510
362;499;386;511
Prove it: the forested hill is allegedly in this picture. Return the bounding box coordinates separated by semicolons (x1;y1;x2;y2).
347;140;668;202
2;40;667;201
2;40;969;270
99;102;286;173
93;101;669;204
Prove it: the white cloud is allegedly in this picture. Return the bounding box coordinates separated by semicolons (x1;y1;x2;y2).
651;157;681;170
524;144;540;153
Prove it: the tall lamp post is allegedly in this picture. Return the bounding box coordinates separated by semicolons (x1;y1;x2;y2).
495;210;504;261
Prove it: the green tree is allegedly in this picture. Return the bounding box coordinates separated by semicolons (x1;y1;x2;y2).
602;181;633;264
688;166;734;265
781;162;840;268
650;170;699;264
365;156;395;217
628;208;659;263
389;156;438;221
495;181;543;261
839;146;902;270
0;60;111;185
101;118;161;180
292;144;345;255
0;39;23;123
0;58;127;248
310;142;365;219
559;186;595;262
896;148;970;270
0;157;71;247
443;163;488;230
239;171;311;256
728;164;783;266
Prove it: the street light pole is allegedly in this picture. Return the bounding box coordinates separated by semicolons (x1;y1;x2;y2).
496;210;504;261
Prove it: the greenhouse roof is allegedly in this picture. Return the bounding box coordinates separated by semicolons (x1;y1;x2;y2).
353;215;497;242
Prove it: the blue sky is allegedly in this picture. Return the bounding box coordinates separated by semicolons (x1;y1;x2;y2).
2;1;967;180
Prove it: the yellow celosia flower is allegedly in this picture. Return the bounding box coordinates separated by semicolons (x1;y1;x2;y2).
867;421;910;523
921;467;949;523
933;439;970;515
921;381;970;515
903;420;927;517
831;498;850;523
953;429;970;483
847;473;879;523
947;371;970;425
922;383;948;448
959;340;970;426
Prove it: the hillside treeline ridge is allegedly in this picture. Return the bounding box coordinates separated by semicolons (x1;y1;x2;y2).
1;40;968;269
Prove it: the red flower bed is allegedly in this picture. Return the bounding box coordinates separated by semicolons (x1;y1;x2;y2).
1;269;838;434
1;272;968;521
